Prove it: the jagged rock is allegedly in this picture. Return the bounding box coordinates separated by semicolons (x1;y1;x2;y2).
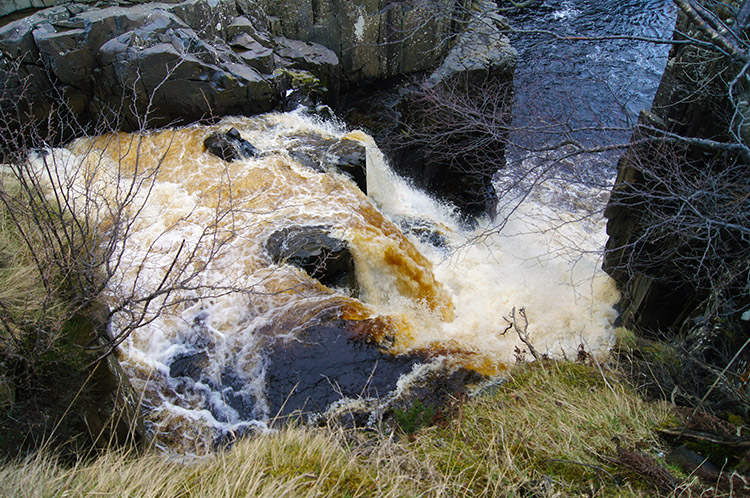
274;36;340;97
230;31;275;73
286;135;367;193
325;139;366;192
264;324;421;418
259;0;474;87
204;127;260;161
0;0;282;131
396;1;513;221
265;225;357;291
602;6;748;334
425;1;515;88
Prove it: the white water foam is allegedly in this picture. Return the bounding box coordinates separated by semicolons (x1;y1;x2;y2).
40;110;618;450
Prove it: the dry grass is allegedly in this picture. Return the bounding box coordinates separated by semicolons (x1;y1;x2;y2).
0;178;69;344
0;361;678;497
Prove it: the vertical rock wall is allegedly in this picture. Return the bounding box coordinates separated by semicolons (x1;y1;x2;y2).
259;0;472;87
603;5;749;337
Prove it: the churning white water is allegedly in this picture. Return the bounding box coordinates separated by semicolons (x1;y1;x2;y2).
43;110;618;452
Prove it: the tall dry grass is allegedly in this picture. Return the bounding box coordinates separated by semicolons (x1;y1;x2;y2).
0;361;677;497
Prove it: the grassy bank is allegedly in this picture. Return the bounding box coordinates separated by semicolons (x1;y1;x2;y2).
1;361;682;497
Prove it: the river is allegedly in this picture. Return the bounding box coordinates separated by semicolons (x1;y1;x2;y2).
37;1;677;453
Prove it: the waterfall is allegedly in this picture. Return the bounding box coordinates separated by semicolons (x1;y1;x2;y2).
42;110;618;453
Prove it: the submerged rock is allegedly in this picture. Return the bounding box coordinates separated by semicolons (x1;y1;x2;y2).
264;324;421;418
317;358;485;430
265;225;357;292
399;218;448;249
169;350;210;381
204;128;259;161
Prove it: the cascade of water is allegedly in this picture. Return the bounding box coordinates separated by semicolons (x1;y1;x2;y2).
41;110;618;452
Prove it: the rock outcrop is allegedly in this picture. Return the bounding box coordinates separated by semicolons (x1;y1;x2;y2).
0;0;479;134
1;0;283;130
0;303;147;458
603;6;749;342
344;1;516;220
259;0;473;87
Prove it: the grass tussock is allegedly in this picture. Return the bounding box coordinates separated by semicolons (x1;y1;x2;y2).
0;361;678;497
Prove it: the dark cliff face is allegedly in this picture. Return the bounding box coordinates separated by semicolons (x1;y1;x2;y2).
603;7;749;340
0;0;514;222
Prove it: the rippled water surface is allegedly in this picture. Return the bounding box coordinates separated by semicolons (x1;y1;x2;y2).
506;0;677;152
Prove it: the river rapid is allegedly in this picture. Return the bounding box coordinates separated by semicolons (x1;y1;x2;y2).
40;1;676;453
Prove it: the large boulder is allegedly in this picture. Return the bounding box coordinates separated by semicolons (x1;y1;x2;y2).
265;225;357;292
283;134;367;192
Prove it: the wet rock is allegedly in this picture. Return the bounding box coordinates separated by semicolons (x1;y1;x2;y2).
386;364;483;415
264;324;421;418
399;218;448;249
204;128;260;161
169;350;210;381
265;225;357;292
84;346;148;450
325;139;366;192
287;135;366;192
317;359;485;430
275;69;330;114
